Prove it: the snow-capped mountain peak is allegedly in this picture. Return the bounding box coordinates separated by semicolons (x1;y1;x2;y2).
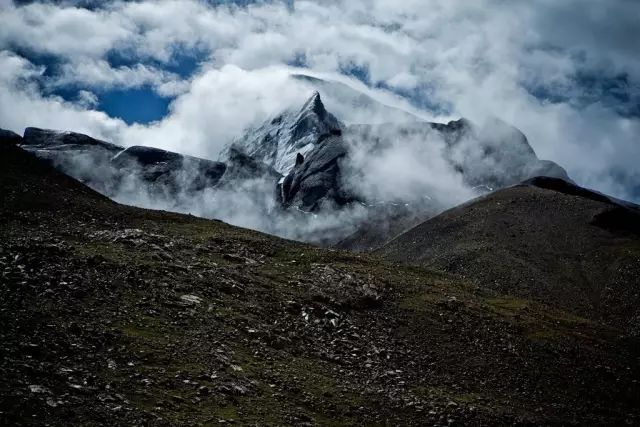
225;91;342;175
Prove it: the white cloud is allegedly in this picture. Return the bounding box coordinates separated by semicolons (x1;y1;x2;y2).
0;2;132;58
0;50;126;140
54;59;187;94
75;89;98;108
121;64;312;158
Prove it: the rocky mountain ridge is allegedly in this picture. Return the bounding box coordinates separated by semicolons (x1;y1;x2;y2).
2;90;570;246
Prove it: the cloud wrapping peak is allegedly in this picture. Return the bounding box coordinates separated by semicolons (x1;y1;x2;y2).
0;0;638;201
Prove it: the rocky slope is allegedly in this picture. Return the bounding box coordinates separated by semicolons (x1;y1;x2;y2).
2;132;639;426
377;177;640;337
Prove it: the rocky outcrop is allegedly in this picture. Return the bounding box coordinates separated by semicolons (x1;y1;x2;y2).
334;118;572;250
5;91;576;247
217;146;281;187
0;128;22;146
111;146;227;193
22;127;123;156
280;131;356;211
20;127;124;194
18;128;230;199
441;117;571;189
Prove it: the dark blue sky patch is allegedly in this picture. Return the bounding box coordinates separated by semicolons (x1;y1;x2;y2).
524;71;640;118
528;86;566;103
377;81;452;117
43;77;172;125
573;72;639;118
7;44;63;79
106;45;206;79
11;45;200;125
163;48;206;78
97;87;171;125
339;62;371;86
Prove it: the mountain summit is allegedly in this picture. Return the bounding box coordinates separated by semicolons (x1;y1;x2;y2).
227;91;342;174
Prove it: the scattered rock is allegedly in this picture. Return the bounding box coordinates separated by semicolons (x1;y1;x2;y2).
180;295;203;305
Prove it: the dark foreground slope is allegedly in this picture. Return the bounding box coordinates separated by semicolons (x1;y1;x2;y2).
378;178;640;336
1;145;639;426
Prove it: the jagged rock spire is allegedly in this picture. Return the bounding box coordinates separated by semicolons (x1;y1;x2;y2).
298;91;326;119
224;90;343;175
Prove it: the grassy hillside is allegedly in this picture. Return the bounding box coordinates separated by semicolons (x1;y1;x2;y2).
1;145;638;425
378;180;640;335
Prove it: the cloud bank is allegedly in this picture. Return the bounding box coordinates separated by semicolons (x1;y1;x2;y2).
1;0;638;202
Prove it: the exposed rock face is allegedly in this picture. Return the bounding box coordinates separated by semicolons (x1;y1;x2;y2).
334;118;571;250
442;117;571;189
226;93;572;219
215;147;283;206
0;128;22;146
16;127;282;220
280;131;355;211
228;91;343;174
19;128;231;200
22;127;123;156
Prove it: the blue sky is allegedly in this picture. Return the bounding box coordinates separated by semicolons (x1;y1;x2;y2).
0;0;639;201
94;48;203;123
